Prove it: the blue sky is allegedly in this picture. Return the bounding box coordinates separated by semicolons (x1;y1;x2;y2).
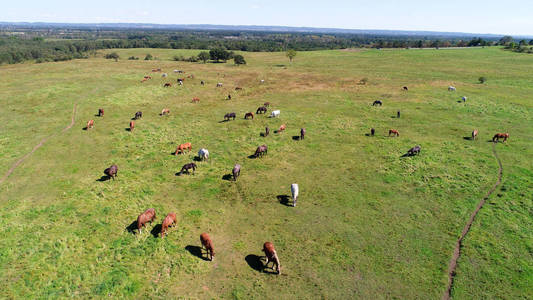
3;0;533;36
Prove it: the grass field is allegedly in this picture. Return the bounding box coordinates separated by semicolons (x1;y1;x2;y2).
0;47;531;299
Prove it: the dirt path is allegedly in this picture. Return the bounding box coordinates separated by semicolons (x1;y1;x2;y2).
442;142;503;300
0;103;77;185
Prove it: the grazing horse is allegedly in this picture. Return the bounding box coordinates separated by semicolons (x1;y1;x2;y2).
232;164;241;181
492;133;509;142
227;94;232;100
200;233;215;261
98;108;104;117
175;143;192;155
177;78;185;84
372;100;383;106
134;111;143;120
144;76;152;80
270;110;280;118
129;120;135;132
370;128;375;136
180;163;197;175
198;148;209;161
262;242;281;274
235;87;243;91
403;86;408;91
162;73;168;77
164;83;172;87
389;129;400;137
255;145;268;157
291;183;299;207
137;208;156;234
161;108;170;116
192;97;200;103
224;112;236;121
448;86;456;92
300;128;306;140
244;112;254;120
201;80;205;86
86;120;94;129
407;145;421;156
264;102;270;107
104;164;118;180
161;212;176;238
397;110;401;118
216;83;223;87
472;129;478;140
462;96;467;102
256;106;267;114
278;124;286;133
152;68;161;72
265;127;270;137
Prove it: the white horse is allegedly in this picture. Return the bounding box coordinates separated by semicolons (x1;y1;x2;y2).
291;184;299;207
198;148;209;161
462;96;467;102
448;86;456;92
270;110;280;118
260;79;265;84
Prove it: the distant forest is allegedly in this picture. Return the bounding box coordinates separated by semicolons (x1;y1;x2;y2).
0;25;530;65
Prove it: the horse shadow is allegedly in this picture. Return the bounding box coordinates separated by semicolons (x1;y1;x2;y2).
260;132;266;137
218;120;229;123
185;245;210;261
175;172;183;176
222;174;233;181
277;195;292;206
292;136;301;141
94;114;101;117
364;133;373;137
193;156;202;162
463;136;473;141
248;154;257;159
150;224;162;238
245;254;263;272
126;221;138;234
125;128;132;132
96;175;111;182
83;127;88;131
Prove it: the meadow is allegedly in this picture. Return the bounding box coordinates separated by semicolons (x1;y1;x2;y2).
0;47;531;299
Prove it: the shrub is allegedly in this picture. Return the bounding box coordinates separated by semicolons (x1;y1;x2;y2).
198;51;210;63
128;56;139;60
478;76;487;84
144;53;153;60
233;54;246;65
105;52;119;61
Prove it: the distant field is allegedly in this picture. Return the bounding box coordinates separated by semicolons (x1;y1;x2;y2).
0;47;531;299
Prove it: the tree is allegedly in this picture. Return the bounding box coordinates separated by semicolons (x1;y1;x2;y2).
529;40;533;46
286;49;297;63
479;76;487;84
144;53;153;60
105;52;119;62
233;54;246;65
499;36;513;45
209;48;230;62
198;51;210;63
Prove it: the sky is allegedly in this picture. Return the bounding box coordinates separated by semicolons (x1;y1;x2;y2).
3;0;533;36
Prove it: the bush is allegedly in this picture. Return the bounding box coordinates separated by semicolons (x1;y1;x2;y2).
144;53;153;60
105;52;119;61
128;56;139;60
233;54;246;65
478;76;487;84
209;48;231;62
198;51;210;63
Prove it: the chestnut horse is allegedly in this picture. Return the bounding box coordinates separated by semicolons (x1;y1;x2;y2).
492;133;509;142
175;142;192;155
262;242;281;274
244;112;254;120
129;120;135;132
264;102;271;107
192;97;200;103
161;108;170;116
278;124;286;133
389;129;399;137
164;83;172;87
161;213;177;238
86;120;94;130
98;108;104;117
472;129;478;140
137;208;156;234
200;233;215;261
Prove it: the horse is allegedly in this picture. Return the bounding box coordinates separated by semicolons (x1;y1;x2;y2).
260;80;265;84
492;133;509;142
448;86;456;92
198;148;209;161
370;128;375;136
175;143;192;155
216;83;223;87
177;78;185;84
98;108;104;117
161;108;170;116
232;164;241;181
129;120;135;132
200;233;215;261
397;111;401;118
192;97;200;103
224;112;236;121
161;213;176;238
152;68;161;72
200;80;205;86
244;112;254;120
407;145;421;156
235;87;243;91
134;111;143;120
300;128;306;140
86;120;94;130
256;106;267;114
164;83;172;87
264;102;270;107
291;183;299;207
270;110;280;118
389;129;400;137
262;242;281;274
372;100;383;106
137;208;156;234
227;94;232;100
462;96;467;102
265;127;270;137
143;76;152;80
278;124;286;133
403;86;408;91
162;73;168;78
255;145;268;157
180;163;197;175
104;164;118;180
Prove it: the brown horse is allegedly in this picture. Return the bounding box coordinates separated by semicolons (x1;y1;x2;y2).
265;127;270;137
137;208;156;234
86;120;94;130
262;242;281;274
161;213;177;238
256;106;267;114
255;145;268;157
472;129;478;140
235;87;243;91
492;133;509;142
278;124;286;133
161;108;170;116
144;75;152;79
129;120;135;132
200;233;215;261
388;129;399;137
104;164;118;180
370;128;375;136
175;142;192;155
192;97;200;103
98;108;104;117
164;83;172;87
300;128;306;140
244;112;254;120
264;102;271;107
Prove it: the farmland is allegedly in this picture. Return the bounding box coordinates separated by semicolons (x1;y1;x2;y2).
0;47;531;299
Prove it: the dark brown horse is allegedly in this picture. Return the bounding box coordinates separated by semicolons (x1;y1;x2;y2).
492;133;509;142
224;113;236;121
200;233;215;261
265;127;270;137
370;128;375;136
161;213;177;238
134;111;142;120
104;164;118;180
403;86;408;91
300;128;306;140
255;145;268;157
407;145;421;156
256;106;267;114
244;112;254;120
137;208;156;234
180;163;197;175
372;100;383;106
98;108;104;117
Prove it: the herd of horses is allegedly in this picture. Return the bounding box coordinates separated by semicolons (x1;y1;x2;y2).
88;69;510;276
